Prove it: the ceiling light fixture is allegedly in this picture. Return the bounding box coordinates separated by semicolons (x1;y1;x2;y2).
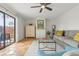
41;5;45;9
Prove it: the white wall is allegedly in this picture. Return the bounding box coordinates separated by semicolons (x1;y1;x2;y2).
0;5;25;42
55;4;79;30
25;19;36;26
16;15;25;41
46;19;57;32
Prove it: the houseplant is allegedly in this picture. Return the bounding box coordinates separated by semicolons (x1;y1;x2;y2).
46;31;51;39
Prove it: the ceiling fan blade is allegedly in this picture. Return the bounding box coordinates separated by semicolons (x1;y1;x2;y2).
31;6;41;8
45;3;51;5
39;8;43;13
40;3;45;5
40;3;51;5
45;7;52;11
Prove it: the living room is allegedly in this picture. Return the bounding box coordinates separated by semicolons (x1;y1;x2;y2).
0;3;79;56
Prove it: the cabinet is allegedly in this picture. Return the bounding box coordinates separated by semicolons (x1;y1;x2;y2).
26;25;35;37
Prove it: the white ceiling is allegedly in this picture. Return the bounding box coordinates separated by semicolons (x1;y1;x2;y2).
1;3;79;20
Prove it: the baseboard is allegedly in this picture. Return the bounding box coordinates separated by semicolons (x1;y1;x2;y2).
17;38;25;42
25;37;36;39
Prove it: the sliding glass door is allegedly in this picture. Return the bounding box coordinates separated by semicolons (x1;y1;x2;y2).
0;11;16;49
0;12;5;49
5;14;15;46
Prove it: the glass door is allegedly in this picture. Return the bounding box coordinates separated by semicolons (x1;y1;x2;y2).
5;14;15;46
0;12;5;49
0;11;15;49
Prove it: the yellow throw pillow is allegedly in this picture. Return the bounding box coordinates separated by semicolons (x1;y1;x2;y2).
74;32;79;42
55;30;64;36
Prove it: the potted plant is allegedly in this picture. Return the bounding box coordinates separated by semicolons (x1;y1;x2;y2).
46;31;51;39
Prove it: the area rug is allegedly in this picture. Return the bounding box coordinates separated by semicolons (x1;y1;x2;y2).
24;40;56;56
24;40;64;56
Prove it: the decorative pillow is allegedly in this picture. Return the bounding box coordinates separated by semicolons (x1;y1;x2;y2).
55;30;64;36
74;32;79;42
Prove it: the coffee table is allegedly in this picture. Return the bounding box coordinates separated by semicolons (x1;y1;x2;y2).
38;39;56;51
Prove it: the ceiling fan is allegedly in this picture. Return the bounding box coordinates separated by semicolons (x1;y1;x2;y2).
31;3;52;13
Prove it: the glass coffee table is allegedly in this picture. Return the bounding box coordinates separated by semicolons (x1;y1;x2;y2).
38;39;56;51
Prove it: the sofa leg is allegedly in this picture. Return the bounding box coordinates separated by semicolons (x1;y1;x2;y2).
78;43;79;48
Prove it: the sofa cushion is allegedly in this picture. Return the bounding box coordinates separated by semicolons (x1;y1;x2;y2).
74;32;79;42
55;30;64;36
65;30;79;39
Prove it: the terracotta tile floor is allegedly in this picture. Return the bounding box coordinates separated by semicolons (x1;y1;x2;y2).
0;38;34;56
